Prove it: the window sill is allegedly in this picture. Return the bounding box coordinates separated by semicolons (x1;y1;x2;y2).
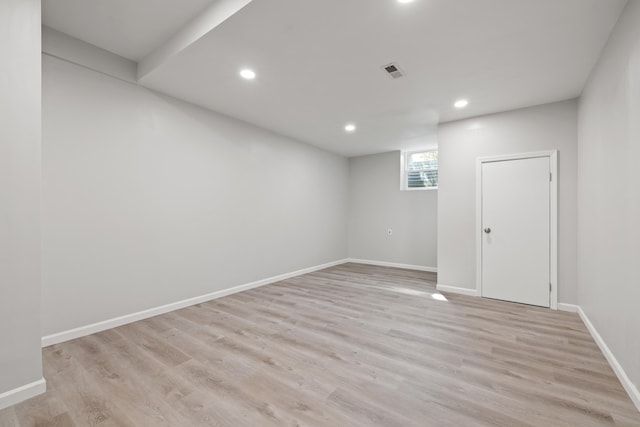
402;187;438;192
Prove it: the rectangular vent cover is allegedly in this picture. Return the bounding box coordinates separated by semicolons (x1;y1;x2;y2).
382;62;404;79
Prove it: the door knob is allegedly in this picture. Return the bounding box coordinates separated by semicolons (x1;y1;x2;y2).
484;227;491;234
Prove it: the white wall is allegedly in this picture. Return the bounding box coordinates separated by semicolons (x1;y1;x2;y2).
348;151;437;269
0;0;44;405
437;100;578;303
578;0;640;398
41;55;348;336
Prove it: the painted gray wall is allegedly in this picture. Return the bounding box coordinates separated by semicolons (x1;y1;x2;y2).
0;0;43;397
41;55;348;336
348;151;437;269
437;100;578;303
578;0;640;395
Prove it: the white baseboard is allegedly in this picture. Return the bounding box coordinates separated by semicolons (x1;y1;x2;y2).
0;378;46;411
42;259;349;347
557;303;580;313
574;305;640;412
436;284;480;297
347;258;437;273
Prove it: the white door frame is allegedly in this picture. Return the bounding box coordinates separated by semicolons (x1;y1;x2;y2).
475;150;558;310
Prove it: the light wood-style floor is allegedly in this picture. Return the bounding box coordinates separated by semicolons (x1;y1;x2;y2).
1;263;638;426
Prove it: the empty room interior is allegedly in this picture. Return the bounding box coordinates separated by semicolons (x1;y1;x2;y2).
2;0;640;425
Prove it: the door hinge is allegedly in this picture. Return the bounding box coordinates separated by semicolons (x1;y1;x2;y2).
549;283;552;292
549;172;552;182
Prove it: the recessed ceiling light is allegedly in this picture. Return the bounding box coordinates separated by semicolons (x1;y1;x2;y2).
454;99;469;108
344;124;356;133
240;69;256;80
397;0;414;3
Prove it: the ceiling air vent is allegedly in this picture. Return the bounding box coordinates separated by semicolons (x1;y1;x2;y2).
382;62;404;79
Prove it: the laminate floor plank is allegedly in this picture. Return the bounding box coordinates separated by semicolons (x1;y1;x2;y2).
1;263;638;426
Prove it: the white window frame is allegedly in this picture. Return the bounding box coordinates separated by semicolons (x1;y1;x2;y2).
400;149;439;191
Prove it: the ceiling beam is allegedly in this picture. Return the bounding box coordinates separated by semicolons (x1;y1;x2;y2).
42;27;138;84
137;0;253;81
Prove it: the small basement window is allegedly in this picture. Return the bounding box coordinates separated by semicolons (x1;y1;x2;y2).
402;150;438;190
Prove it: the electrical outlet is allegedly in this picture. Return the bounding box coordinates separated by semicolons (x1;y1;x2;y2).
387;228;393;236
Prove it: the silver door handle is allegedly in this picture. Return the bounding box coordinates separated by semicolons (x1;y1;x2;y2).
484;227;491;234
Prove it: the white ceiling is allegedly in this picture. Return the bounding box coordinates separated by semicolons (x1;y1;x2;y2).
42;0;214;61
43;0;627;157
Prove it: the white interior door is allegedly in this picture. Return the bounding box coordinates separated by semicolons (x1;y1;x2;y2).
481;156;550;307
